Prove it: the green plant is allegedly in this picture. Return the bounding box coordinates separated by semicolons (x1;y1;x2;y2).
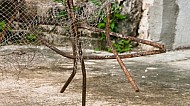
0;21;6;32
108;40;132;53
53;0;83;19
53;0;64;3
0;21;12;39
96;3;132;53
0;21;12;32
26;34;37;42
90;0;101;6
97;6;126;33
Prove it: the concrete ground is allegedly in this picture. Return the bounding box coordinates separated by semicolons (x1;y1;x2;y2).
0;46;190;106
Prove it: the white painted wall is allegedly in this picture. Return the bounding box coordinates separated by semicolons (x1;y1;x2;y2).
138;0;164;50
139;0;190;50
174;0;190;49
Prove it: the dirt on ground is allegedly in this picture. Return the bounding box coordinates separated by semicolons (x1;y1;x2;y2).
0;46;190;106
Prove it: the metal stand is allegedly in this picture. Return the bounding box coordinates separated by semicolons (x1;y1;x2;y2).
37;1;166;105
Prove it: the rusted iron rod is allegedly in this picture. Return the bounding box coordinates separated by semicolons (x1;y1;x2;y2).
38;33;164;60
78;41;86;106
78;26;166;52
60;39;77;93
60;0;78;94
60;0;87;105
38;32;165;60
38;36;75;59
105;1;139;92
68;0;87;104
83;50;163;60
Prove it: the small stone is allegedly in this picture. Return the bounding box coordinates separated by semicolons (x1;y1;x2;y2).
145;69;148;72
135;96;140;98
142;76;146;78
146;67;158;70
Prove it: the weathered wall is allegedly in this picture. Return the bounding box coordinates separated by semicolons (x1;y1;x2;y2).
174;0;190;49
120;0;142;37
138;0;167;50
139;0;190;50
160;0;179;49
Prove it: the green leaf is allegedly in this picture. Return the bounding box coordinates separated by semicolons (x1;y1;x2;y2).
112;26;119;32
114;13;126;20
57;10;67;17
97;23;105;29
53;0;63;3
8;27;12;31
110;22;115;31
103;17;107;23
100;33;106;40
107;48;112;52
0;21;6;30
91;0;101;6
119;41;124;45
94;48;100;51
26;34;37;42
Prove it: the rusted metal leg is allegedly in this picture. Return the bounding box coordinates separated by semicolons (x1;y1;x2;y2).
81;61;86;106
60;60;77;93
60;41;77;93
105;1;139;92
78;42;86;106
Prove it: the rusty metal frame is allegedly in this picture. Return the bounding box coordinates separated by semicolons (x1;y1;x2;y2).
0;0;166;106
37;1;166;106
35;1;166;105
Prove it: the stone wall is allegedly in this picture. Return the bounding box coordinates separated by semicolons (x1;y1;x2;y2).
120;0;142;37
139;0;190;50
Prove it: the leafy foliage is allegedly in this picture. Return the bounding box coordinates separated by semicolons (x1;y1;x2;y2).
97;3;132;53
52;0;132;53
90;0;101;6
108;40;132;53
0;21;12;35
97;3;127;33
53;0;64;3
56;10;67;19
26;34;37;42
0;21;6;32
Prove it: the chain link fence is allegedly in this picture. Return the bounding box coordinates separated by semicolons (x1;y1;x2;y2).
0;0;110;76
0;0;107;45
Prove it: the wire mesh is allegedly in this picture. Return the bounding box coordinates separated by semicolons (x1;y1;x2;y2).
0;0;109;46
0;0;109;76
0;0;166;73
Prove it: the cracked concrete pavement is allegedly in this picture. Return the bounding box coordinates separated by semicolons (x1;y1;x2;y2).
0;46;190;106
